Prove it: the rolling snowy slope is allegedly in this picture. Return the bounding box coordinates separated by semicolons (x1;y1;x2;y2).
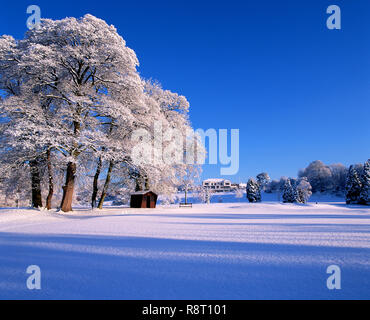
0;202;369;299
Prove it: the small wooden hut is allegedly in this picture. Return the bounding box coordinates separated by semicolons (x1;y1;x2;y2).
130;191;158;208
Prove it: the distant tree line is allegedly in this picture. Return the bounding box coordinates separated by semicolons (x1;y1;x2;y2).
265;160;347;196
247;174;312;204
246;159;370;205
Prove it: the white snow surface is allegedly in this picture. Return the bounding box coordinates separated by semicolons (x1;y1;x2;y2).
0;201;369;299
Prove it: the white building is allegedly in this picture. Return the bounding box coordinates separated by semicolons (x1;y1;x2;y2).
202;179;233;192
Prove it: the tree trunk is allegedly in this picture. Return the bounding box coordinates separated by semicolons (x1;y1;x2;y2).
97;160;114;209
91;156;102;209
30;158;43;208
144;176;149;190
45;149;54;210
60;162;76;212
60;121;80;212
135;178;143;192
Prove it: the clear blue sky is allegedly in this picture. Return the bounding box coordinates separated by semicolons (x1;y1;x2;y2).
1;0;369;181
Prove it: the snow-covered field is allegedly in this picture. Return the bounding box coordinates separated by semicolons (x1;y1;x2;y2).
0;201;369;299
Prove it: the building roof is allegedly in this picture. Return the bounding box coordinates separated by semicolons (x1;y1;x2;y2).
131;190;157;196
203;179;231;183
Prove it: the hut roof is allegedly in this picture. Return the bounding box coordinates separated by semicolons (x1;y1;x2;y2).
131;190;157;196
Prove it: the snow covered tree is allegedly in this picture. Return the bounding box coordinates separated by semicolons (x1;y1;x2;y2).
359;159;370;205
0;14;204;211
345;165;363;204
0;161;32;207
87;69;204;209
0;35;52;208
298;160;333;193
177;165;201;204
246;178;261;203
296;177;312;203
256;172;270;191
298;161;349;195
196;186;214;204
123;79;204;202
1;15;144;211
265;176;288;195
282;178;299;203
329;163;347;194
290;178;300;202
